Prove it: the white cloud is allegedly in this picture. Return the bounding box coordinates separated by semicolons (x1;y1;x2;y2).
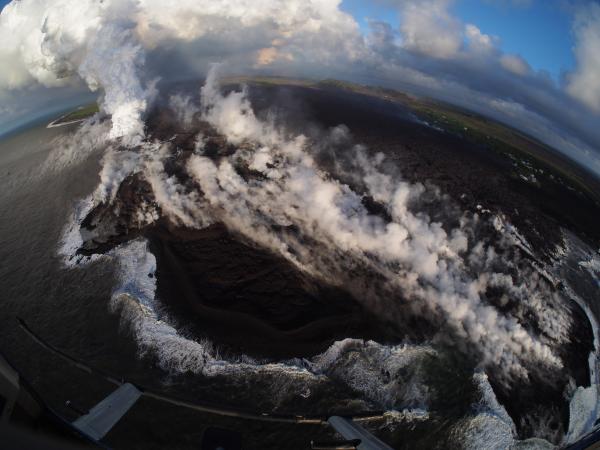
398;0;463;59
500;54;530;76
567;2;600;112
465;24;496;55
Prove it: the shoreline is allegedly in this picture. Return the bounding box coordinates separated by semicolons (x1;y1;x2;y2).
47;116;87;129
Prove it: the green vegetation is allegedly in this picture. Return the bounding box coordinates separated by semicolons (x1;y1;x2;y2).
55;102;99;124
223;75;313;88
408;100;598;202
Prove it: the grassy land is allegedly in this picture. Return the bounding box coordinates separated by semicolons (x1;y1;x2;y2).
55;103;99;124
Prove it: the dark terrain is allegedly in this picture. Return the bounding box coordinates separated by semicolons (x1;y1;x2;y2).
66;81;600;444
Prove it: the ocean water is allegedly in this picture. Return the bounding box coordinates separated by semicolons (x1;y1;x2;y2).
0;122;147;429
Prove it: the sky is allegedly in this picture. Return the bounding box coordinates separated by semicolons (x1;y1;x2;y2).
341;0;577;81
0;0;576;79
452;1;576;78
0;0;599;176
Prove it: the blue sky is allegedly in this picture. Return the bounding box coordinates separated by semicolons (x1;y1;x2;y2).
452;1;575;78
341;0;576;81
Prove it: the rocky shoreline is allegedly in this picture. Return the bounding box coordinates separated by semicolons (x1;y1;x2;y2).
71;82;598;442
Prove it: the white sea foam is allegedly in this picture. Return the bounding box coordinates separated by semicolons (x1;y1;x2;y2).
60;227;436;412
580;254;600;288
563;284;600;444
459;372;516;450
552;232;600;445
462;372;555;449
58;194;101;267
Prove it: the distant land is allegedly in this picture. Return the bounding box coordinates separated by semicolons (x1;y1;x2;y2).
49;76;600;206
47;102;99;128
224;76;600;207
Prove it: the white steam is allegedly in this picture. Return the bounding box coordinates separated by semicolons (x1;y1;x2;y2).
181;66;563;380
78;24;153;143
0;0;152;143
0;0;359;144
54;64;574;386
